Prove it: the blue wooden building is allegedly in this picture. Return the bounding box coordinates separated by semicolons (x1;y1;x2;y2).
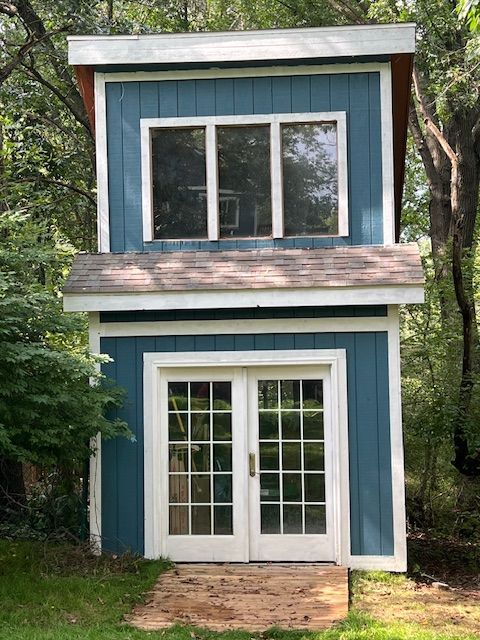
64;24;423;570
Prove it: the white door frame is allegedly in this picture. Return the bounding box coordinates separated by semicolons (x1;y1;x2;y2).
143;349;350;564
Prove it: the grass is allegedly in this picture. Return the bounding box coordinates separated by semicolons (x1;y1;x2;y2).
0;540;478;640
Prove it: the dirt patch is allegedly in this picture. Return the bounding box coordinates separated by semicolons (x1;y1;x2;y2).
408;534;480;590
354;575;480;637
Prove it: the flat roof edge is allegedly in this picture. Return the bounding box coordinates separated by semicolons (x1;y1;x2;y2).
68;24;416;66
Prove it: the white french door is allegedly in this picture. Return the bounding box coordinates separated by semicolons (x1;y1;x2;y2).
158;367;248;561
157;365;336;562
248;366;335;561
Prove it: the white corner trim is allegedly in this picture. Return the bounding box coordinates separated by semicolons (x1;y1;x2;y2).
88;312;102;552
98;315;391;338
63;284;425;313
140;112;348;244
68;23;415;66
143;348;350;564
380;64;395;245
387;305;407;571
94;73;110;252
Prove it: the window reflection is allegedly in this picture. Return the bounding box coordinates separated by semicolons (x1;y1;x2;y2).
282;123;338;236
217;126;272;238
152;127;207;239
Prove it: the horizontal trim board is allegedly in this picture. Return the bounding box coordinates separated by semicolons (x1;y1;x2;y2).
95;56;391;74
64;285;424;312
99;305;388;323
101;61;388;83
68;24;415;66
96;316;391;338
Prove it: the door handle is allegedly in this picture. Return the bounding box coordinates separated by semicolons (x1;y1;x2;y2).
249;452;256;477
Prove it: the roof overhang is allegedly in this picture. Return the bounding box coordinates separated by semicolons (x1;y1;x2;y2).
68;24;415;66
62;244;424;312
64;284;424;312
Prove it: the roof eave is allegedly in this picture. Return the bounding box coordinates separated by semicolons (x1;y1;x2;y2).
63;283;425;313
67;23;415;66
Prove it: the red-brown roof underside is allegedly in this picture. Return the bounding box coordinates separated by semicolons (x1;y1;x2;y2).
74;52;413;242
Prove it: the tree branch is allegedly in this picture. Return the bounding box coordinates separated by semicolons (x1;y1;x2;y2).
1;26;69;86
20;62;91;134
413;65;458;167
409;99;440;187
16;177;96;208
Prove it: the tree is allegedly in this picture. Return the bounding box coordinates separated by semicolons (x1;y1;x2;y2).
0;208;128;505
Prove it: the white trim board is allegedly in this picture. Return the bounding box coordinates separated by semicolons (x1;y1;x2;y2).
68;24;415;66
93;61;396;251
88;312;102;553
101;62;388;83
385;304;407;571
64;284;424;313
95;315;391;338
141;112;348;243
94;73;109;253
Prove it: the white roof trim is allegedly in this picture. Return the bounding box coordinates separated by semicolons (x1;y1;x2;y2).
68;24;415;66
63;284;424;312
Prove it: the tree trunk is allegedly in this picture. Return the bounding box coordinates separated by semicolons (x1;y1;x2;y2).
449;112;480;476
0;457;26;513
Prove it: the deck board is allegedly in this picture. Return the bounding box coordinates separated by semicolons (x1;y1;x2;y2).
128;563;349;631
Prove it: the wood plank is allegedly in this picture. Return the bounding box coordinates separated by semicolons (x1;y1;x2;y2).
127;563;348;631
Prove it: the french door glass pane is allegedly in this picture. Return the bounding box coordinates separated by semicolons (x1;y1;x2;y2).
258;379;326;535
217;125;272;238
282;123;339;237
152;128;207;239
168;381;233;536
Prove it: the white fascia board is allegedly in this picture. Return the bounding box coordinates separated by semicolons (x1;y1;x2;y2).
63;284;424;312
68;24;415;66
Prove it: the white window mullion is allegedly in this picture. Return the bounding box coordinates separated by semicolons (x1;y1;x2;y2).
270;122;284;239
336;113;349;237
206;125;219;241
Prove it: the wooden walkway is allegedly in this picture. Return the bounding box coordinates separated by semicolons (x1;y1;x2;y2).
128;563;349;631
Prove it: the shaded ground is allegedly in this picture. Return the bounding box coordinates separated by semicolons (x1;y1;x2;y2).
0;538;478;639
352;536;480;638
408;534;480;590
353;572;480;638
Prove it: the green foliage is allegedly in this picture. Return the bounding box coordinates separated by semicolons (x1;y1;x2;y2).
458;0;480;32
0;210;129;468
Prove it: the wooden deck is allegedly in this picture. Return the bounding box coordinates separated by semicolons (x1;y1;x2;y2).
128;563;349;632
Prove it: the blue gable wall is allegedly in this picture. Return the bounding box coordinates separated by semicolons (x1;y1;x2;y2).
100;329;393;558
105;71;383;251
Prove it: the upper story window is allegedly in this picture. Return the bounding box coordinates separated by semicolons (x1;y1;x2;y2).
142;113;348;242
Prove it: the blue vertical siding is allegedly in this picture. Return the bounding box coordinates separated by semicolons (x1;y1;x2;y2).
105;71;384;251
100;329;393;557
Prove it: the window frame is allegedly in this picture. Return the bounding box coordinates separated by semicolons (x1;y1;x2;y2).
141;112;348;243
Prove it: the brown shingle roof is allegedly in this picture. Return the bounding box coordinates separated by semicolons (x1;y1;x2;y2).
63;244;424;294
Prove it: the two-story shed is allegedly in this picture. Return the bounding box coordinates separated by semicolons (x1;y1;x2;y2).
64;23;423;570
